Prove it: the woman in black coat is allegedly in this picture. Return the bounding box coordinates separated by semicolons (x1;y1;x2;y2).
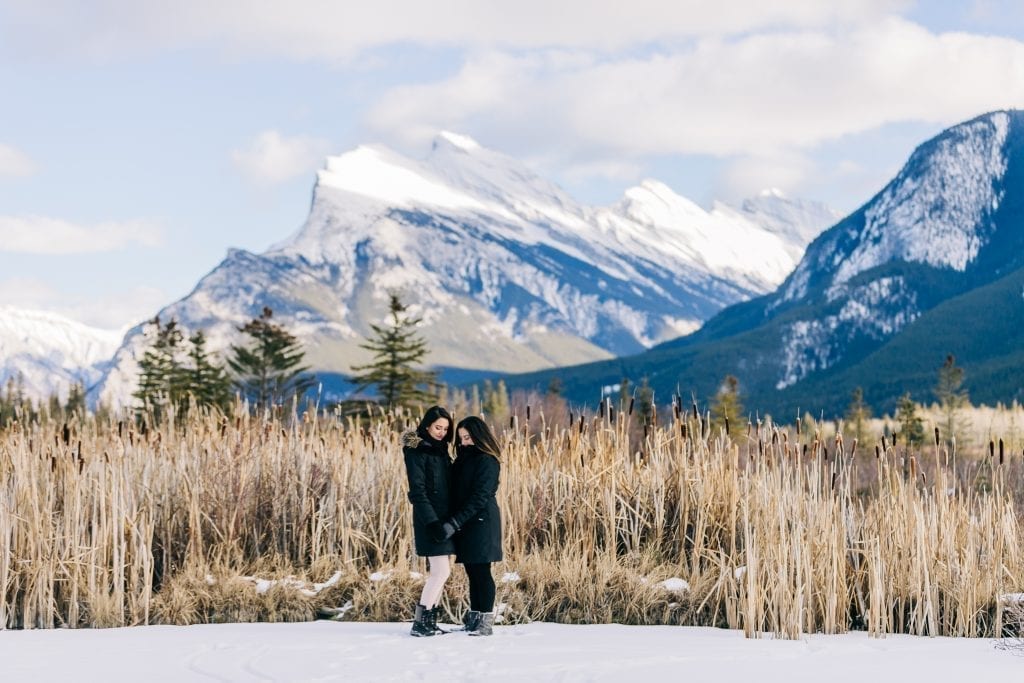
433;415;503;636
402;405;455;637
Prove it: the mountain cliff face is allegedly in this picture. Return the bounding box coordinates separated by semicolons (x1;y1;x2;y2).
0;306;121;401
506;111;1024;415
95;133;834;406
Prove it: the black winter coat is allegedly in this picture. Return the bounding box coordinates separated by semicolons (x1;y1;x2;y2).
449;446;502;564
402;429;456;557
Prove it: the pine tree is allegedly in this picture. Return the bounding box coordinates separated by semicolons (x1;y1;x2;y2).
134;316;188;421
228;307;316;410
185;330;233;412
845;386;873;446
636;377;655;425
482;379;510;426
618;378;632;411
64;381;87;417
710;374;744;437
895;393;925;447
349;293;436;409
935;354;970;448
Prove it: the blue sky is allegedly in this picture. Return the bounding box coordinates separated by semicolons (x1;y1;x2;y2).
2;0;1024;330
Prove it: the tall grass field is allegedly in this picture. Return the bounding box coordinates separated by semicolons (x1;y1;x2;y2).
2;405;1022;638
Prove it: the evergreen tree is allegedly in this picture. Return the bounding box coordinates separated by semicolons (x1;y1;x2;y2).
65;381;87;417
710;374;744;437
185;330;233;412
482;379;510;426
349;294;436;409
845;387;873;445
895;393;925;447
935;354;970;447
618;378;632;411
469;383;482;416
134;316;188;420
229;307;316;410
636;377;655;425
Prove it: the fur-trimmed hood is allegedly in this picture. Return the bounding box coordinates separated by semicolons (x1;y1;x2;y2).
400;429;423;449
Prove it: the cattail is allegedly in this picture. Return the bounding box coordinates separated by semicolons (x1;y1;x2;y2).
989;440;995;458
627;397;635;416
526;405;531;421
725;416;730;434
875;444;881;459
999;438;1004;465
934;426;940;447
692;401;699;421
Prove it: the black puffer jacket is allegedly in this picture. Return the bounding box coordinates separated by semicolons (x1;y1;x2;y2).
449;445;502;564
402;429;455;557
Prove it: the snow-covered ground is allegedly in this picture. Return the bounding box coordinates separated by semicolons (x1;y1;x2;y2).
1;621;1019;682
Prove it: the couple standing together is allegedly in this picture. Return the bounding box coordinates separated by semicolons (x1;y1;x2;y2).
402;406;503;637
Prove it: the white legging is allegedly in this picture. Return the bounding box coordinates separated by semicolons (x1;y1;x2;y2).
419;555;451;608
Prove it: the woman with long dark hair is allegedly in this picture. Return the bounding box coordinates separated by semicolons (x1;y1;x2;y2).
439;415;503;636
402;405;455;637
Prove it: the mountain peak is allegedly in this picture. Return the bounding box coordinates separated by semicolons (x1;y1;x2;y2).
315;144;488;211
619;179;706;224
432;130;482;153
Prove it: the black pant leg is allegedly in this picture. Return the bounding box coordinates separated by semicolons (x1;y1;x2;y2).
464;562;495;612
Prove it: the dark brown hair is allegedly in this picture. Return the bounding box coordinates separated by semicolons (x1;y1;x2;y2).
416;405;453;444
455;415;501;459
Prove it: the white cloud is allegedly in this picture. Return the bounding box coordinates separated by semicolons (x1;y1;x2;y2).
718;154;814;203
0;1;907;61
231;131;332;185
0;143;37;177
0;277;167;331
558;159;644;185
365;18;1024;188
0;215;164;254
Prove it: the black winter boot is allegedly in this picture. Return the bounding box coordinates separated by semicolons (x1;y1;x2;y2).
424;605;447;634
410;604;436;637
467;611;494;636
455;610;481;632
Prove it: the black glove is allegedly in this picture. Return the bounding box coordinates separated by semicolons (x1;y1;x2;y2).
427;520;456;542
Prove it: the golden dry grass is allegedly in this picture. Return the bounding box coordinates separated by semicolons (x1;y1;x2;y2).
1;405;1021;637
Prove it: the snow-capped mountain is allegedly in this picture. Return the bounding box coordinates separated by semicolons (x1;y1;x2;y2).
0;306;122;402
95;132;834;407
509;110;1024;415
770;111;1011;390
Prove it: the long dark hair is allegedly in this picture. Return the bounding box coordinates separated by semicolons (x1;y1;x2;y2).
455;415;501;459
416;405;454;444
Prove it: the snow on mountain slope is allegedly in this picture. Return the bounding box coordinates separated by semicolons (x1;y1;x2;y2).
92;133;833;407
769;111;1015;389
0;306;122;401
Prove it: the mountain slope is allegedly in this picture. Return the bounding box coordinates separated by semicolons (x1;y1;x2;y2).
502;111;1024;416
96;133;834;406
0;307;122;401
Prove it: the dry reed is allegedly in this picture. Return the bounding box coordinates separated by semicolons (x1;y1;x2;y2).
1;405;1021;638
